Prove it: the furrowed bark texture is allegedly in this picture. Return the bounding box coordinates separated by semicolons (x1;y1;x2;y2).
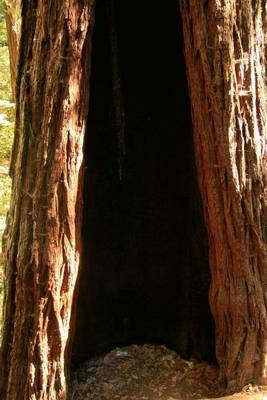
0;1;95;399
4;0;21;99
180;0;267;389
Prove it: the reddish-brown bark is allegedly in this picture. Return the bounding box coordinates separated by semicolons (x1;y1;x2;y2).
180;0;267;390
1;0;267;398
4;0;21;99
0;1;95;399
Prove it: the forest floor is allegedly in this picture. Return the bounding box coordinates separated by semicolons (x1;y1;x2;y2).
69;344;267;400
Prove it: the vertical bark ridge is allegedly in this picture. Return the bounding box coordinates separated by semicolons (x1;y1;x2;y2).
4;0;21;99
180;0;267;389
1;1;95;399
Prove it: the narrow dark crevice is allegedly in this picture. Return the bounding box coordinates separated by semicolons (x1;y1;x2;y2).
72;0;215;366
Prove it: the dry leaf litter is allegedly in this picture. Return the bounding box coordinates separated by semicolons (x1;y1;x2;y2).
69;344;224;400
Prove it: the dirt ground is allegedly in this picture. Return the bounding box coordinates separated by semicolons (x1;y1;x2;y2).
70;345;267;400
69;344;267;400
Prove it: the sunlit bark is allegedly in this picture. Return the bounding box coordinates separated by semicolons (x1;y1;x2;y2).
180;0;267;389
4;0;21;99
0;1;95;399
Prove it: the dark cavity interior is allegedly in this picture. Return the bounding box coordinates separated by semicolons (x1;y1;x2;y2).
72;0;215;365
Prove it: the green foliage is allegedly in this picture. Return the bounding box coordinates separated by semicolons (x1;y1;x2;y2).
0;21;7;46
0;46;11;98
0;1;11;100
0;171;11;218
0;1;13;235
0;2;5;19
0;105;14;159
0;0;15;332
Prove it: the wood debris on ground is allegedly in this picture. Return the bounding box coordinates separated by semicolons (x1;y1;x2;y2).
69;344;223;399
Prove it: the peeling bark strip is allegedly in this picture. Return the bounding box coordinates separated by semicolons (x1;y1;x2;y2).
4;0;21;100
180;0;267;389
0;1;95;399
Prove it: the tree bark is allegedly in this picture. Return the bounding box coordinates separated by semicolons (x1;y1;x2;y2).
180;0;267;390
4;0;21;100
0;0;95;399
1;0;267;397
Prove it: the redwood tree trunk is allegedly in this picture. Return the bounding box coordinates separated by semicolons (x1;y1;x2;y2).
0;1;95;399
180;0;267;390
4;0;21;99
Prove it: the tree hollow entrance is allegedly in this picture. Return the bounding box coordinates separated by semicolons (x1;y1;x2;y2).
72;0;215;366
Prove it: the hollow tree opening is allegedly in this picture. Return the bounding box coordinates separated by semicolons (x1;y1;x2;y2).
72;0;215;367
